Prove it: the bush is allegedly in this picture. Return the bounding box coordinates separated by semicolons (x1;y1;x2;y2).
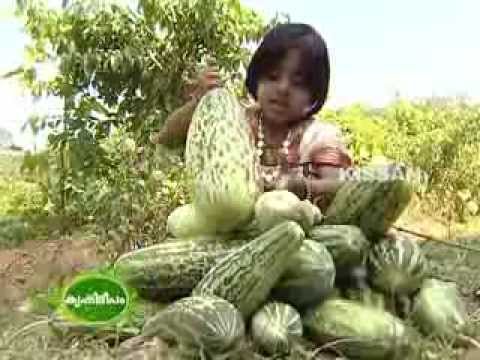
321;98;480;221
0;216;30;248
62;127;192;261
0;178;47;217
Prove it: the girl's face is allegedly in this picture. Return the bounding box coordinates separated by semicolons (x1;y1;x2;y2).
257;48;314;128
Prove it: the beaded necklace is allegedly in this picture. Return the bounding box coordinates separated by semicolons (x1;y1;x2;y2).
255;112;313;201
255;113;293;187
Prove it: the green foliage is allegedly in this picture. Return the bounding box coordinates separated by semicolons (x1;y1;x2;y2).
12;0;268;249
383;99;480;220
0;216;30;248
68;128;193;259
321;99;480;221
0;151;23;178
322;104;388;165
0;179;47;216
0;151;51;247
16;0;265;139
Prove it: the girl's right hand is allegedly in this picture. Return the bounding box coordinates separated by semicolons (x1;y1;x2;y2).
191;66;221;99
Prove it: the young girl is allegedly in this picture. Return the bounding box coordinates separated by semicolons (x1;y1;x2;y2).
151;23;352;213
151;23;410;239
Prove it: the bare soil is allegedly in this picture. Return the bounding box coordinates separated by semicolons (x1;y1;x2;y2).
0;234;107;307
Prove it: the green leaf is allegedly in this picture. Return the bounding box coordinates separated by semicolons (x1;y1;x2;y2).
2;66;25;79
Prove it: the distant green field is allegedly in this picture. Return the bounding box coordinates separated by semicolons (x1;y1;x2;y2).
0;150;23;178
0;150;42;248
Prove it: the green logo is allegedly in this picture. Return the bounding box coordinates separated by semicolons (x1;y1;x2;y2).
62;274;129;323
52;267;143;330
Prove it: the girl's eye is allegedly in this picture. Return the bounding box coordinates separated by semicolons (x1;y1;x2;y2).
292;74;306;86
267;71;279;80
268;72;278;80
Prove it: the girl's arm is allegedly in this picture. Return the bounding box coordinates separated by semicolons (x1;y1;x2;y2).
150;65;221;148
279;174;342;201
149;97;200;148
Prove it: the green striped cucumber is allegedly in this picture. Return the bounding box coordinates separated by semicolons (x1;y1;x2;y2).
358;179;412;239
192;221;305;318
308;224;369;277
142;295;245;357
169;88;260;237
304;298;416;360
113;237;246;301
412;279;467;339
323;179;411;240
323;180;382;228
270;240;335;309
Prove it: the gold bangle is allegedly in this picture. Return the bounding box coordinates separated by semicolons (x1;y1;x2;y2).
284;175;308;200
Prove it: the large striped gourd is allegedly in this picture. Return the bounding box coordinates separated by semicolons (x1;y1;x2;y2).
323;178;411;240
308;224;369;277
192;221;305;318
368;234;427;295
358;179;412;239
168;88;260;238
113;237;246;301
323;180;382;229
142;295;245;357
251;302;303;356
304;298;416;360
270;240;335;309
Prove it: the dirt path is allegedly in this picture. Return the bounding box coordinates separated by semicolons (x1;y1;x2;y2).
0;236;107;307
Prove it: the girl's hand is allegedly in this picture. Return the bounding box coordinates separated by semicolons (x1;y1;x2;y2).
191;66;221;99
309;178;342;195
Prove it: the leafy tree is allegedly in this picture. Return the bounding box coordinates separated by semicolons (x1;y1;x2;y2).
12;0;267;221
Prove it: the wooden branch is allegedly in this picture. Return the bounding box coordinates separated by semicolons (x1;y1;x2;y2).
392;226;480;253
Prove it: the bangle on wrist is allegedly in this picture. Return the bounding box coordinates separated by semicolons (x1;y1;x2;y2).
285;175;308;200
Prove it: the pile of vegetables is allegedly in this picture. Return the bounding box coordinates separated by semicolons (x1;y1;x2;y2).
46;89;474;359
109;190;472;359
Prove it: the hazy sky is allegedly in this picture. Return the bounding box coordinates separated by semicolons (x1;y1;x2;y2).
1;0;479;149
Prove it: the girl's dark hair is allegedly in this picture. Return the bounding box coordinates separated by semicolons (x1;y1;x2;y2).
245;23;330;116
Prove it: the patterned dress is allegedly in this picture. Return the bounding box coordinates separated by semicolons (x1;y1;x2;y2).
245;104;353;211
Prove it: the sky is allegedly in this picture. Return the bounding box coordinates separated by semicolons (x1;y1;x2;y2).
1;0;480;150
